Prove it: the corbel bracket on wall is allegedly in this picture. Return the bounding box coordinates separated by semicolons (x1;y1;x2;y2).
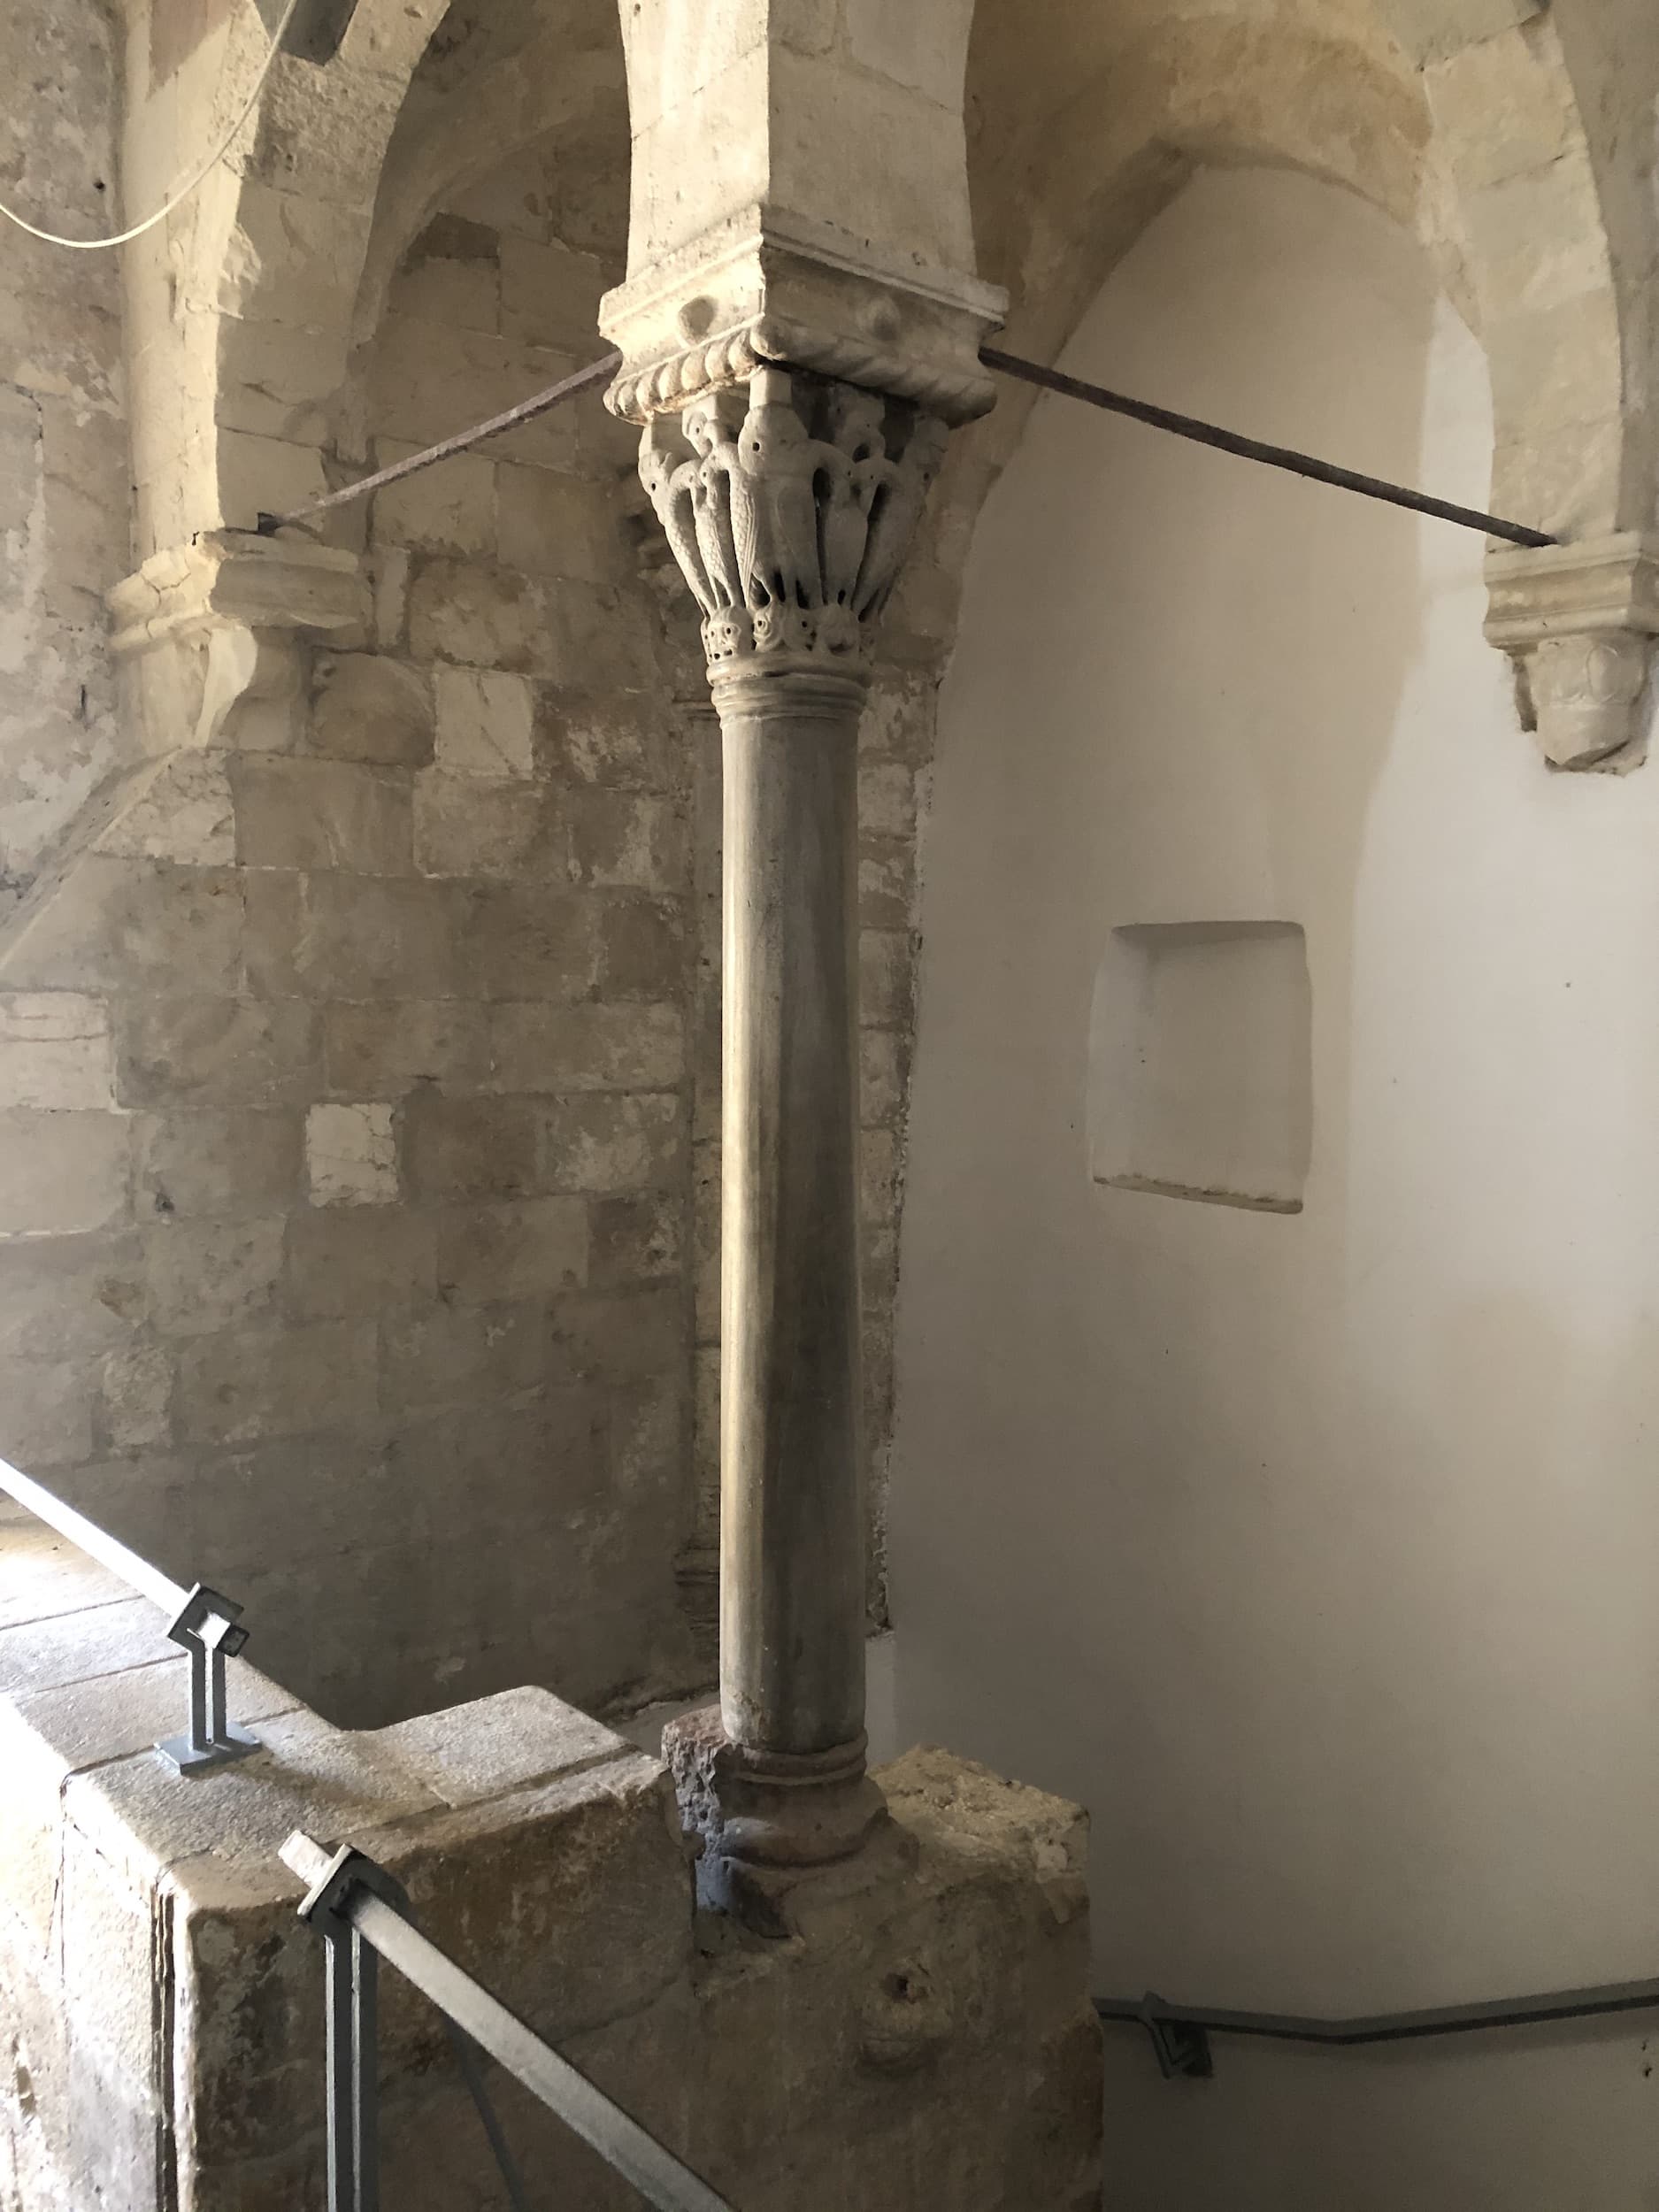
1486;534;1659;771
109;531;369;756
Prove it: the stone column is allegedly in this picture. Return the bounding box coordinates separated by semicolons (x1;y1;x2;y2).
630;372;949;1879
600;0;1003;1897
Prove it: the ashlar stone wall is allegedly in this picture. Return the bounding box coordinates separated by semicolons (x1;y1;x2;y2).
0;10;943;1722
0;0;128;910
0;112;711;1729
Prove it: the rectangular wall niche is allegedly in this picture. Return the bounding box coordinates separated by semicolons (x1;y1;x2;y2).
1089;921;1312;1214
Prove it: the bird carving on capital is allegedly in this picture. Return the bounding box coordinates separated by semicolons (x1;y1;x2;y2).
638;418;717;615
733;370;846;617
854;414;949;621
681;393;748;614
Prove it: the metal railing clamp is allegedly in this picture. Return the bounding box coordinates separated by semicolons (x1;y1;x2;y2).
295;1843;406;2212
157;1581;262;1776
1135;1992;1214;2080
283;1830;737;2212
1;1460;263;1780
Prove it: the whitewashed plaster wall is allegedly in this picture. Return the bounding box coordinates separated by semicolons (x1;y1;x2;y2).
890;164;1659;2209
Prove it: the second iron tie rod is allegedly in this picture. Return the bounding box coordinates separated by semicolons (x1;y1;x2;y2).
257;344;1557;552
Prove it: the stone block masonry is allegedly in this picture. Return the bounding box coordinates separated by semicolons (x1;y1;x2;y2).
0;1527;1103;2212
0;0;127;922
0;92;946;1731
0;138;710;1729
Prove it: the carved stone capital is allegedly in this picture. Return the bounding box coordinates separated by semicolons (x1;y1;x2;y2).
638;365;948;685
602;206;1005;428
1486;534;1659;769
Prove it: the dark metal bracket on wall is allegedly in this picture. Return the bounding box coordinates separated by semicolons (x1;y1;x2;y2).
1099;1978;1659;2081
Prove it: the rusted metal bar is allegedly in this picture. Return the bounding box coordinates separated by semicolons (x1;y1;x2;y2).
257;337;1554;555
256;350;622;534
981;345;1558;549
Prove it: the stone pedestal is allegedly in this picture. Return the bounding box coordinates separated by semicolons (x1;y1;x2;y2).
0;1521;1103;2212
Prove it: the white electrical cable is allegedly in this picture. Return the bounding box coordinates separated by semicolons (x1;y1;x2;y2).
0;0;302;251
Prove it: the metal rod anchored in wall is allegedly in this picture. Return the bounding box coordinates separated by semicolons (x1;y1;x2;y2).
980;347;1558;549
257;340;1557;554
1098;1979;1659;2081
256;351;623;534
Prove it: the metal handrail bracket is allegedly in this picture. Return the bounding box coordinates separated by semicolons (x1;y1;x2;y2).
281;1831;737;2212
0;1458;260;1778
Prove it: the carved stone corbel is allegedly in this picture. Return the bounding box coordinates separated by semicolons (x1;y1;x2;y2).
108;531;369;756
1486;534;1659;770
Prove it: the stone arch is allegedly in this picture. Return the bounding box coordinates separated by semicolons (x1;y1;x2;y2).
945;0;1641;543
119;0;451;557
120;0;634;559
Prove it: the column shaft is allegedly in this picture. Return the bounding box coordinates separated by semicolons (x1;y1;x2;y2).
718;666;868;1760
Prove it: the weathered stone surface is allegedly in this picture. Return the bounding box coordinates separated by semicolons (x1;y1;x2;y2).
488;1000;684;1092
596;894;687;997
588;1191;683;1286
97;1345;176;1451
230;756;413;874
541;1092;685;1193
0;1355;97;1470
860;929;916;1028
412;770;564;879
0;993;114;1110
432;664;537;779
94;755;237;869
550;693;687;792
496;465;621;581
0;1110;130;1236
0;862;243;997
402;1092;541;1201
0;1234;143;1367
134;1111;302;1222
0;1690;1100;2212
321;999;489;1095
379;1299;545;1409
282;1206;438;1317
117;999;321;1110
309;653;434;765
369;1686;633;1806
464;883;600;999
247;874;471;1001
304;1100;398;1205
372;442;495;555
434;1196;588;1302
141;1217;286;1336
569;787;688;892
408;559;554;674
175;1318;380;1444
